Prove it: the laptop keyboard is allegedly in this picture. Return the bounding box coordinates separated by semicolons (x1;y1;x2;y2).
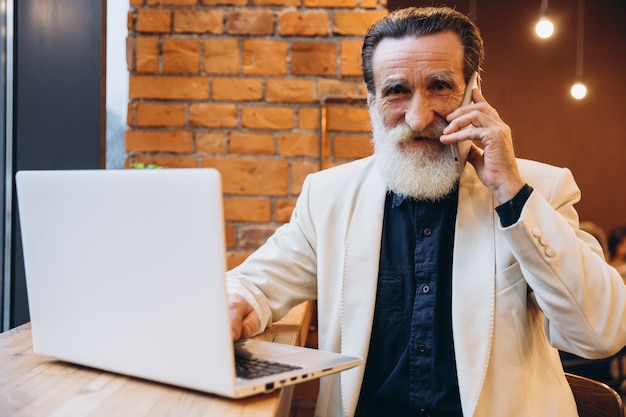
235;355;302;380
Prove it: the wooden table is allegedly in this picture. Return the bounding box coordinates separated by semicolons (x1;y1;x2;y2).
0;301;314;417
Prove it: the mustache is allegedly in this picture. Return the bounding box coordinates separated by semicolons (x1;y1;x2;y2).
389;120;448;144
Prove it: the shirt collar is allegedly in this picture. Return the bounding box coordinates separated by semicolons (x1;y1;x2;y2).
388;183;460;209
391;191;408;208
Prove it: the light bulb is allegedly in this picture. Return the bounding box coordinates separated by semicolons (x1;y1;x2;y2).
535;17;555;39
570;82;587;99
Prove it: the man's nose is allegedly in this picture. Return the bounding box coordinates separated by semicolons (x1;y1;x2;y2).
404;93;435;133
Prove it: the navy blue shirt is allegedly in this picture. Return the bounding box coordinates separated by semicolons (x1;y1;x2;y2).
356;184;533;417
357;188;462;416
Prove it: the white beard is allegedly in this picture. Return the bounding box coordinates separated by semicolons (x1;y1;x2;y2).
369;105;460;201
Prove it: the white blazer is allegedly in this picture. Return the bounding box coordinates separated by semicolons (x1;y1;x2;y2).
228;156;626;417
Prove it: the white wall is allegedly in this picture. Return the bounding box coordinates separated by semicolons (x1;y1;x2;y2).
106;1;129;169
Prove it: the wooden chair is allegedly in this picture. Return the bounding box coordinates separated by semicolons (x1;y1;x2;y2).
566;372;625;417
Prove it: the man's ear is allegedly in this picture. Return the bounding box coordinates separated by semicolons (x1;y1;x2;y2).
367;93;376;107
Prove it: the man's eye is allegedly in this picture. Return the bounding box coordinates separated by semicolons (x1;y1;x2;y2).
385;85;406;95
431;82;451;92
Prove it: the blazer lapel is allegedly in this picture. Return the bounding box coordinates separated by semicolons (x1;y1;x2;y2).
337;161;498;415
452;166;497;416
340;164;387;412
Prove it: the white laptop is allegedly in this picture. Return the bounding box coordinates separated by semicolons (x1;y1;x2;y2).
15;168;362;399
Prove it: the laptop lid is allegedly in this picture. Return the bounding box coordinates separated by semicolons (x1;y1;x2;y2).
15;168;362;399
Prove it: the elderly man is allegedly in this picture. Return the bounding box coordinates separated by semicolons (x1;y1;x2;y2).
228;6;626;417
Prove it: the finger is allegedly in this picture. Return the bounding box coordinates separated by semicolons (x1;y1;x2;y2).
230;307;244;340
241;310;262;339
229;294;247;340
466;144;484;168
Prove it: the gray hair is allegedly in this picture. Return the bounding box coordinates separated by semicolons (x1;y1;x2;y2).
361;7;485;95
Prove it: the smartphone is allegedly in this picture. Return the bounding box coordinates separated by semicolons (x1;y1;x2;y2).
450;71;480;174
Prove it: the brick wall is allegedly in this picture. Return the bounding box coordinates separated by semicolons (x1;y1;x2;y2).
126;3;386;414
126;0;386;270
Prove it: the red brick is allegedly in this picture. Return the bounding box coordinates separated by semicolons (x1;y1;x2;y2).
125;130;194;152
204;39;240;74
243;40;288;75
201;0;247;5
318;79;366;99
128;10;135;31
298;107;320;130
135;103;185;127
278;133;320;157
266;79;315;103
135;36;160;73
241;106;294;130
127;102;134;126
253;0;299;5
127;155;199;168
361;0;379;8
147;0;197;4
163;38;200;73
278;10;329;37
291;160;319;195
126;37;137;72
202;157;289;196
213;77;263;101
304;0;357;7
333;134;373;159
224;197;272;222
225;223;235;249
238;225;278;249
129;75;209;100
226;10;275;35
230;132;275;155
174;9;223;34
227;251;252;270
341;39;363;77
275;199;296;223
291;42;337;76
136;9;172;33
332;11;388;36
326;106;371;132
189;103;238;128
196;131;227;153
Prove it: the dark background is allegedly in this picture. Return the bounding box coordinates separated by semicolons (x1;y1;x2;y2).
1;0;104;329
390;0;626;235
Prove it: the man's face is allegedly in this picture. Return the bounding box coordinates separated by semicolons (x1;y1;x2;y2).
369;31;468;200
372;31;466;136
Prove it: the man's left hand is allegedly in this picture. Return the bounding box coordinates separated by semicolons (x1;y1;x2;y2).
440;88;525;204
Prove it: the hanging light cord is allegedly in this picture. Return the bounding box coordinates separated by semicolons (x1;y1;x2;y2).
576;0;585;80
540;0;549;16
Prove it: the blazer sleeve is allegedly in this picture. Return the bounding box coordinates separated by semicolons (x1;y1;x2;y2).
501;167;626;358
227;174;319;334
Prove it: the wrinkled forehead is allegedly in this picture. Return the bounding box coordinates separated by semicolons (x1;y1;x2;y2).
372;33;465;84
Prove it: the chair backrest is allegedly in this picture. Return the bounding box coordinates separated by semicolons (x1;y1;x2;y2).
566;372;625;417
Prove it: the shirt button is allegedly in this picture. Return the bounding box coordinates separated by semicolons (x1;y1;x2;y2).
545;247;556;257
422;285;430;293
423;228;432;236
418;344;426;353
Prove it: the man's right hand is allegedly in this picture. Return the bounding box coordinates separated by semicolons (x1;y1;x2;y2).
229;293;262;340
